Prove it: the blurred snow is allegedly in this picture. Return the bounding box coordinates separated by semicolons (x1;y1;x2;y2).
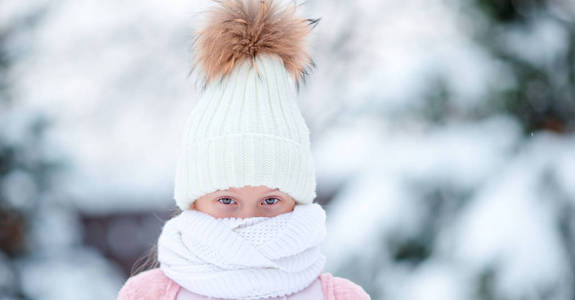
8;198;125;299
319;115;575;299
28;202;83;254
451;132;575;298
318;116;522;256
2;0;574;299
16;248;123;300
301;0;502;128
499;17;569;68
0;252;17;296
390;261;473;300
5;0;207;213
2;168;37;210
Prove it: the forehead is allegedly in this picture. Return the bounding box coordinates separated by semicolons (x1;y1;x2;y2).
227;185;280;193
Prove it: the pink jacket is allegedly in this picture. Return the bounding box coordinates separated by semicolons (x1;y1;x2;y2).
117;268;370;300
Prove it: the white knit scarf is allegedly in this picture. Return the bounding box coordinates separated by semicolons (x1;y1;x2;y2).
157;203;327;299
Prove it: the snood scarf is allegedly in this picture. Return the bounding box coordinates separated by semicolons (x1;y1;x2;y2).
157;203;327;299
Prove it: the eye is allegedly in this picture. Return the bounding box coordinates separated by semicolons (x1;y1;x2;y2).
218;197;236;205
262;197;280;205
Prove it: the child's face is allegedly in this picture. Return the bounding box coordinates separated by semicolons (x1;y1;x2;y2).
191;185;296;218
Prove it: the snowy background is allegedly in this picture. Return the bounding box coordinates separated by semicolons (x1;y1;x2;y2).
1;0;574;299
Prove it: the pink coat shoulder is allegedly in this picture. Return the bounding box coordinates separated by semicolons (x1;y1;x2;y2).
116;268;370;300
319;273;371;300
117;268;180;300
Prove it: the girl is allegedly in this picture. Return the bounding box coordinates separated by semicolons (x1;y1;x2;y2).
117;0;370;299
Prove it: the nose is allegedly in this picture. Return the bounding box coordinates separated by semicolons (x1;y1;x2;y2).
237;207;260;218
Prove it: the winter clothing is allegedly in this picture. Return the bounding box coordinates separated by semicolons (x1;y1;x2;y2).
173;0;317;211
176;277;323;300
117;268;370;300
119;1;371;299
157;203;327;299
173;53;317;211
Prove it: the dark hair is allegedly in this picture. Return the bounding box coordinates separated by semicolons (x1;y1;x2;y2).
129;205;185;277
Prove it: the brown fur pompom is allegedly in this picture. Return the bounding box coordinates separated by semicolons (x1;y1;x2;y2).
192;0;319;85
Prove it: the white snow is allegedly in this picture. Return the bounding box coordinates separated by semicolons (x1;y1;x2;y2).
388;261;473;300
16;248;123;300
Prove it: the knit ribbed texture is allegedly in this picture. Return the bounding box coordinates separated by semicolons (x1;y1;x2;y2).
157;203;327;299
173;54;316;210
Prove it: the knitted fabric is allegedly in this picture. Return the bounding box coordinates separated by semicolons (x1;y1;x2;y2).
173;54;316;210
157;203;327;299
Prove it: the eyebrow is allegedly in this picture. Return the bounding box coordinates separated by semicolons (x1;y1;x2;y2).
263;190;282;197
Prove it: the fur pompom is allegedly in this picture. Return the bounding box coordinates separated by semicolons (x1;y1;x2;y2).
192;0;319;85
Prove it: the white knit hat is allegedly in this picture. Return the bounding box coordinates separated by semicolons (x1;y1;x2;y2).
173;0;319;210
